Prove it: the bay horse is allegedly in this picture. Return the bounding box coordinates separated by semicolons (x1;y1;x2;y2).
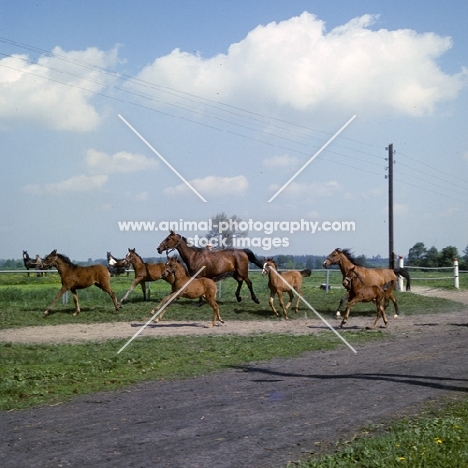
150;256;223;327
41;250;120;316
262;258;311;319
157;230;263;304
323;248;411;322
342;266;394;329
106;251;128;276
119;248;175;304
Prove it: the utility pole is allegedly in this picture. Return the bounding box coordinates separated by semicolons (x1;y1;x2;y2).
387;143;394;269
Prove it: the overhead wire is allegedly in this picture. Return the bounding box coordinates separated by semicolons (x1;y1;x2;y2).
0;36;467;203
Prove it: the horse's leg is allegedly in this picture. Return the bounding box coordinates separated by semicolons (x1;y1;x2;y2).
44;285;68;316
268;292;280;317
336;292;349;317
205;293;223;327
277;291;289;320
293;285;302;313
388;291;399;318
234;278;244;302
151;292;175;323
70;288;80;316
340;297;357;327
95;280;121;312
120;279;141;303
243;275;260;304
141;281;148;301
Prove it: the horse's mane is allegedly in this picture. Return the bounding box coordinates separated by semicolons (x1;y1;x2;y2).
56;253;76;267
339;248;364;267
180;236;206;253
128;249;144;262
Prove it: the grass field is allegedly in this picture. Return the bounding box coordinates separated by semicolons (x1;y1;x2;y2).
0;268;465;329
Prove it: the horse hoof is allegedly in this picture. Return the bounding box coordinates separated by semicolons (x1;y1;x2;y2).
43;311;49;317
394;314;398;318
236;296;242;303
336;312;341;317
254;298;260;304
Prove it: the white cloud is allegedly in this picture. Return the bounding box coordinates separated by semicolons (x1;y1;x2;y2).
164;175;248;197
263;155;301;169
132;13;467;117
85;149;159;174
23;174;108;195
268;180;342;197
0;47;120;131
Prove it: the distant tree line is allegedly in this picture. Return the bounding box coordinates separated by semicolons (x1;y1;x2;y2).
406;242;468;269
1;242;466;271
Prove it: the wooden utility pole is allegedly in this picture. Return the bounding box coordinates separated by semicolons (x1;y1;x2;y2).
387;143;394;269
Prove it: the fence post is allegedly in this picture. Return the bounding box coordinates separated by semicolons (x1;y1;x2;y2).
62;291;68;304
398;256;404;291
326;270;330;293
454;258;459;289
217;279;222;299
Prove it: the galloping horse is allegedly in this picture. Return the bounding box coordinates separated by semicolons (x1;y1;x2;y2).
157;231;264;304
119;248;175;303
262;258;311;319
41;250;120;316
106;252;128;276
323;248;410;325
150;256;223;327
342;266;394;329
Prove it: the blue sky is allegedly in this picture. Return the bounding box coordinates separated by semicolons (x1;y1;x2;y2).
1;0;467;261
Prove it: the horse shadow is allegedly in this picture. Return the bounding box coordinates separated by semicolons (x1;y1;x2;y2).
231;365;468;393
131;322;202;329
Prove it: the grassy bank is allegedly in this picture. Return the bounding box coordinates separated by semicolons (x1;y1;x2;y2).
288;397;468;467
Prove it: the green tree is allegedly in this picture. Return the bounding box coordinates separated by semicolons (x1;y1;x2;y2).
438;246;459;267
461;245;468;270
206;212;248;248
407;242;427;266
424;246;439;267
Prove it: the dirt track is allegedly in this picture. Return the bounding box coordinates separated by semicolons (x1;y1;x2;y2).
1;288;468;467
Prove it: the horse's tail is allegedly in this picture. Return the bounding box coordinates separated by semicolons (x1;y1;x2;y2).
242;249;264;269
300;269;312;277
394;267;411;291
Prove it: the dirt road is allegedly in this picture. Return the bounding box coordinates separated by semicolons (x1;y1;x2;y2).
1;289;467;467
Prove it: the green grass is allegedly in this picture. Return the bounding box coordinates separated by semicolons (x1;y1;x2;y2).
288;398;468;468
0;331;382;411
0;270;465;329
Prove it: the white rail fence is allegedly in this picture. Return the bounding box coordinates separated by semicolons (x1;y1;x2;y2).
0;258;465;306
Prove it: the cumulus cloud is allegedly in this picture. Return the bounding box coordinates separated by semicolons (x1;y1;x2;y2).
0;46;120;131
86;149;159;174
23;174;108;195
132;12;467;117
164;175;248;197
